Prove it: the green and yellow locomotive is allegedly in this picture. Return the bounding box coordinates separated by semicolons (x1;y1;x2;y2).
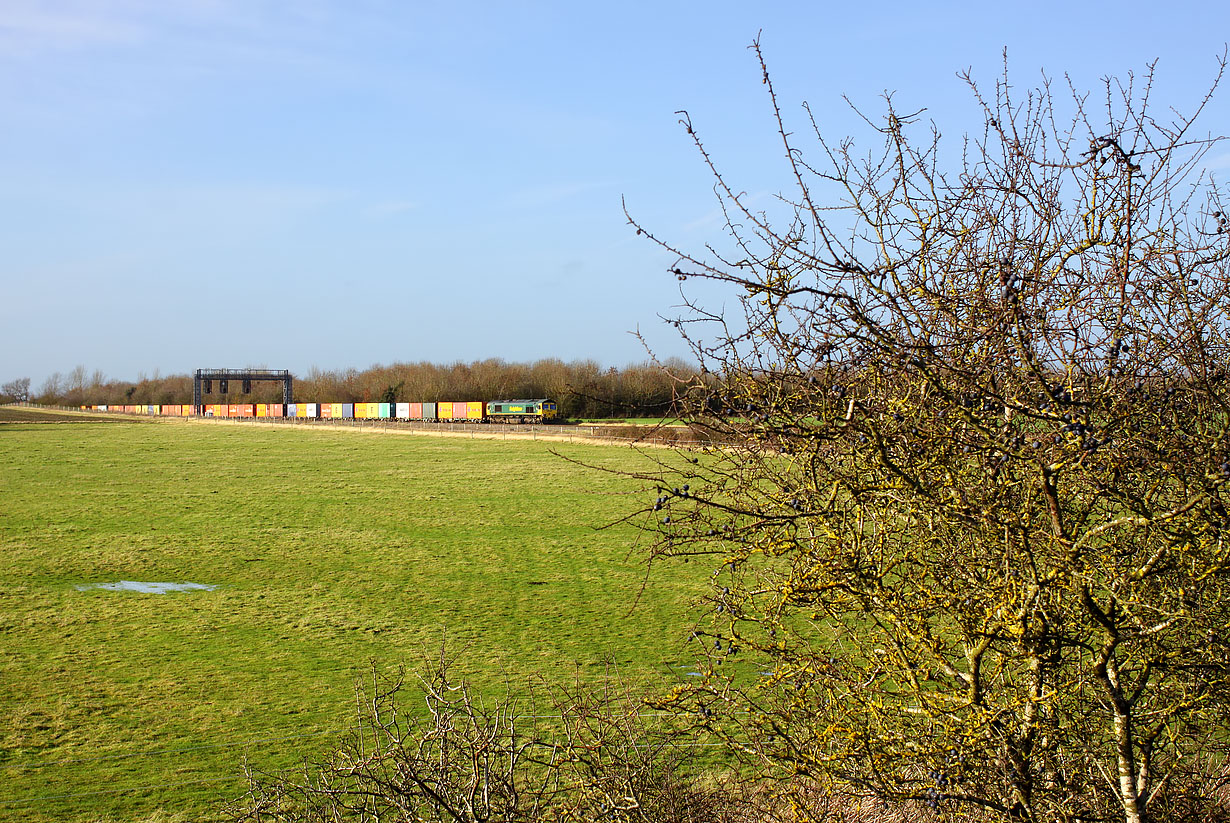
484;399;559;423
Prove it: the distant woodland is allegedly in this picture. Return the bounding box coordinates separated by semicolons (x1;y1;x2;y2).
15;359;699;420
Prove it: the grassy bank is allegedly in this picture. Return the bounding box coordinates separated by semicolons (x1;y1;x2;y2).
0;417;704;821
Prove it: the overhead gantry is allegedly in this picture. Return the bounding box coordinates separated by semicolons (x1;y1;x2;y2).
193;368;292;414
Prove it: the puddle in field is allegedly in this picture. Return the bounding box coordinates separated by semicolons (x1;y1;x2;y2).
76;581;218;594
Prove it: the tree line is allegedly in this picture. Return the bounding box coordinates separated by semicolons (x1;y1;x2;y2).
4;358;699;420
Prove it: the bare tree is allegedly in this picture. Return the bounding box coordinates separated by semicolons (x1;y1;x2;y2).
631;42;1230;823
1;377;30;403
36;372;63;403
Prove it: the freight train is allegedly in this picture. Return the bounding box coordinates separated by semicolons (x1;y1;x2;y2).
81;399;561;424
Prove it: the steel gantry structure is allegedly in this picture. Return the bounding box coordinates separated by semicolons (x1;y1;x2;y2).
193;368;293;414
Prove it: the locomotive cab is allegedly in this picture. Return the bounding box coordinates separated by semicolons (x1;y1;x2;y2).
485;399;559;423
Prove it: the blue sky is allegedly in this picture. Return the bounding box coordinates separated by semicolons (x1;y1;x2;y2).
2;1;1227;389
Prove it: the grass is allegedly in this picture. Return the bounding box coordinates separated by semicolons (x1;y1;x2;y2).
0;416;708;822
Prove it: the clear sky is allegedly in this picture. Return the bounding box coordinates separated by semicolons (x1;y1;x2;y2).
2;1;1227;390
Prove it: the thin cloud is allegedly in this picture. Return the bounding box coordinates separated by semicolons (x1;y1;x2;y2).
0;1;147;55
1205;152;1230;173
504;180;615;210
366;200;421;218
682;191;772;232
0;1;357;70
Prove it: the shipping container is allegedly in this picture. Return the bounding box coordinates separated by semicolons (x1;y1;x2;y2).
396;402;409;419
466;401;484;420
268;404;284;418
342;403;354;419
256;404;267;417
379;402;392;419
422;402;436;420
321;403;334;419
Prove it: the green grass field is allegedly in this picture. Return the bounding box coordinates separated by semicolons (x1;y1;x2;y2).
0;415;707;822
